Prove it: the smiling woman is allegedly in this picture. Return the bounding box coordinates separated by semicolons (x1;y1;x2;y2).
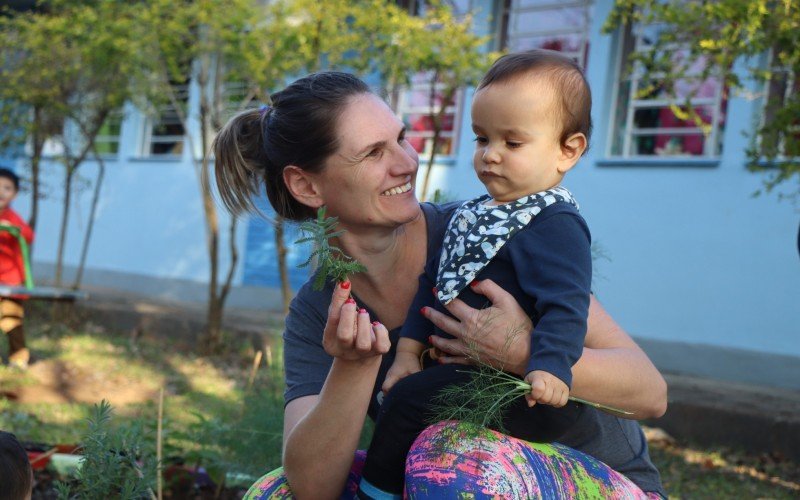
212;71;667;500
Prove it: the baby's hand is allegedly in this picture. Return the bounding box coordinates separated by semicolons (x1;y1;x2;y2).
524;370;569;408
382;352;421;395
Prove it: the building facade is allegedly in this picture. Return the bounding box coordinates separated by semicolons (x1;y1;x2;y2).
11;0;800;385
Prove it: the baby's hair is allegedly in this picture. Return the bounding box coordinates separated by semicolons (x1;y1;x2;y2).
0;167;20;191
478;49;592;155
0;431;33;499
213;71;371;221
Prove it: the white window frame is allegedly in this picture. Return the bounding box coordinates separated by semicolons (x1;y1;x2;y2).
505;0;593;67
609;23;726;158
142;83;190;158
396;73;463;160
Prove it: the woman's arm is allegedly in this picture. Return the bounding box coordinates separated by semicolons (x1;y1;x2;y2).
570;296;667;418
283;358;381;498
283;284;391;499
424;279;667;419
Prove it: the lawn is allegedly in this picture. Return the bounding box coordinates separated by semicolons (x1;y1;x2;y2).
1;307;798;498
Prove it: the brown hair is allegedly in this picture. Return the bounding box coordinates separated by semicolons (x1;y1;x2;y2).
0;431;32;500
213;71;371;221
478;49;592;154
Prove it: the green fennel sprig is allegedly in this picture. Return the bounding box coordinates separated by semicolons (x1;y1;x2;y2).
428;313;633;435
296;206;367;290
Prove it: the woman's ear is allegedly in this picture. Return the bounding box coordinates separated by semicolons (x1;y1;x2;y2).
557;133;588;174
283;165;324;209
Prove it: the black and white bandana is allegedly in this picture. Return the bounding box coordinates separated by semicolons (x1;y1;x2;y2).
436;185;578;304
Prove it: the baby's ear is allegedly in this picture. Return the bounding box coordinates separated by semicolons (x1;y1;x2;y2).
557;133;587;174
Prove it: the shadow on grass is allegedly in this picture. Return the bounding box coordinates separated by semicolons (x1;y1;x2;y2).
648;437;800;499
0;301;287;485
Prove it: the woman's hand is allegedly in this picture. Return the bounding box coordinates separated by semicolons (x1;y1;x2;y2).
424;279;532;376
322;281;391;362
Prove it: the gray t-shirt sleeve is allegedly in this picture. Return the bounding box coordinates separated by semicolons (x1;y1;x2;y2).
283;279;335;406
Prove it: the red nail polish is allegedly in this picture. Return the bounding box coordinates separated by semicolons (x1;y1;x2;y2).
431;287;438;295
340;280;351;290
427;336;432;344
372;321;380;326
359;308;367;314
345;298;355;304
470;280;480;288
420;306;427;315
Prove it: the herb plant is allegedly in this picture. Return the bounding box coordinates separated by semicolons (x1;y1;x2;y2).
429;314;633;435
55;400;157;500
296;206;367;290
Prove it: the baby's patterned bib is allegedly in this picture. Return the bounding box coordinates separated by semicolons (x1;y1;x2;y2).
435;186;578;304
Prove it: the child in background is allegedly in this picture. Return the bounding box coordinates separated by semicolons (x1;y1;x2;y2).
0;430;34;499
359;50;593;498
0;167;34;369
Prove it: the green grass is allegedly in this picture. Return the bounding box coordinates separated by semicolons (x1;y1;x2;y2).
0;311;286;481
1;311;798;497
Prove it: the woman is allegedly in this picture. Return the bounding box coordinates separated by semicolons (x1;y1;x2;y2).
214;71;667;499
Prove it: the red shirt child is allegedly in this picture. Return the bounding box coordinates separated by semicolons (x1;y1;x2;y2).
0;205;34;286
0;167;34;369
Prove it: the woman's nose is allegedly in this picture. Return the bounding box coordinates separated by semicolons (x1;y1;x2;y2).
393;141;419;174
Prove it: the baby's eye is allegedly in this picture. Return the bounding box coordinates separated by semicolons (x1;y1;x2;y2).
473;136;488;145
506;141;523;149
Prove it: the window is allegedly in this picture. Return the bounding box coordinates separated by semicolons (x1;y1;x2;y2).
609;23;727;158
760;63;799;159
501;0;593;67
396;72;462;158
142;83;189;157
93;110;123;156
221;81;260;122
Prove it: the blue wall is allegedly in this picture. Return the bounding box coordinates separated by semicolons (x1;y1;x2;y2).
241;196;311;291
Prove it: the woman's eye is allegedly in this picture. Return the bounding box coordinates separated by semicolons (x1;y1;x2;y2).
367;148;382;158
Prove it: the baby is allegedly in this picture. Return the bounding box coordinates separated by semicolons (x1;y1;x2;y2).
359;49;593;499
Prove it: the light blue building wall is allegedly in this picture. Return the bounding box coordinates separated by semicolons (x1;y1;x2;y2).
8;0;799;376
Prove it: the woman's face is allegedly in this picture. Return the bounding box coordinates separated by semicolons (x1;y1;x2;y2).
316;93;421;231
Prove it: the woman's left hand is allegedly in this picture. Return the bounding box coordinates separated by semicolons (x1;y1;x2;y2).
423;279;531;376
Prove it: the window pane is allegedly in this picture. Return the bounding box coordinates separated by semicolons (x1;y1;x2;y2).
512;7;589;35
633;134;707;156
633;105;714;130
509;33;584;53
404;113;455;133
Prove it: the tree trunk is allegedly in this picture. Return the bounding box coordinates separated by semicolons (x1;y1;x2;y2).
73;151;105;290
275;215;292;316
28;106;44;237
419;77;454;202
54;166;74;287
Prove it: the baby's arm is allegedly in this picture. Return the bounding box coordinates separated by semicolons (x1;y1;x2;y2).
509;208;592;398
382;337;426;394
387;244;442;394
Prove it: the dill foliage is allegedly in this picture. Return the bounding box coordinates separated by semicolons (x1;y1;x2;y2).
296;206;367;290
428;315;632;435
55;400;157;500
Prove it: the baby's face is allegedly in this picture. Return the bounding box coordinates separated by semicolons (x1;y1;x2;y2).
471;77;567;204
0;177;17;211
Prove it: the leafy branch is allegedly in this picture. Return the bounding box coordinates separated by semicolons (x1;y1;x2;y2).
296;206;367;290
